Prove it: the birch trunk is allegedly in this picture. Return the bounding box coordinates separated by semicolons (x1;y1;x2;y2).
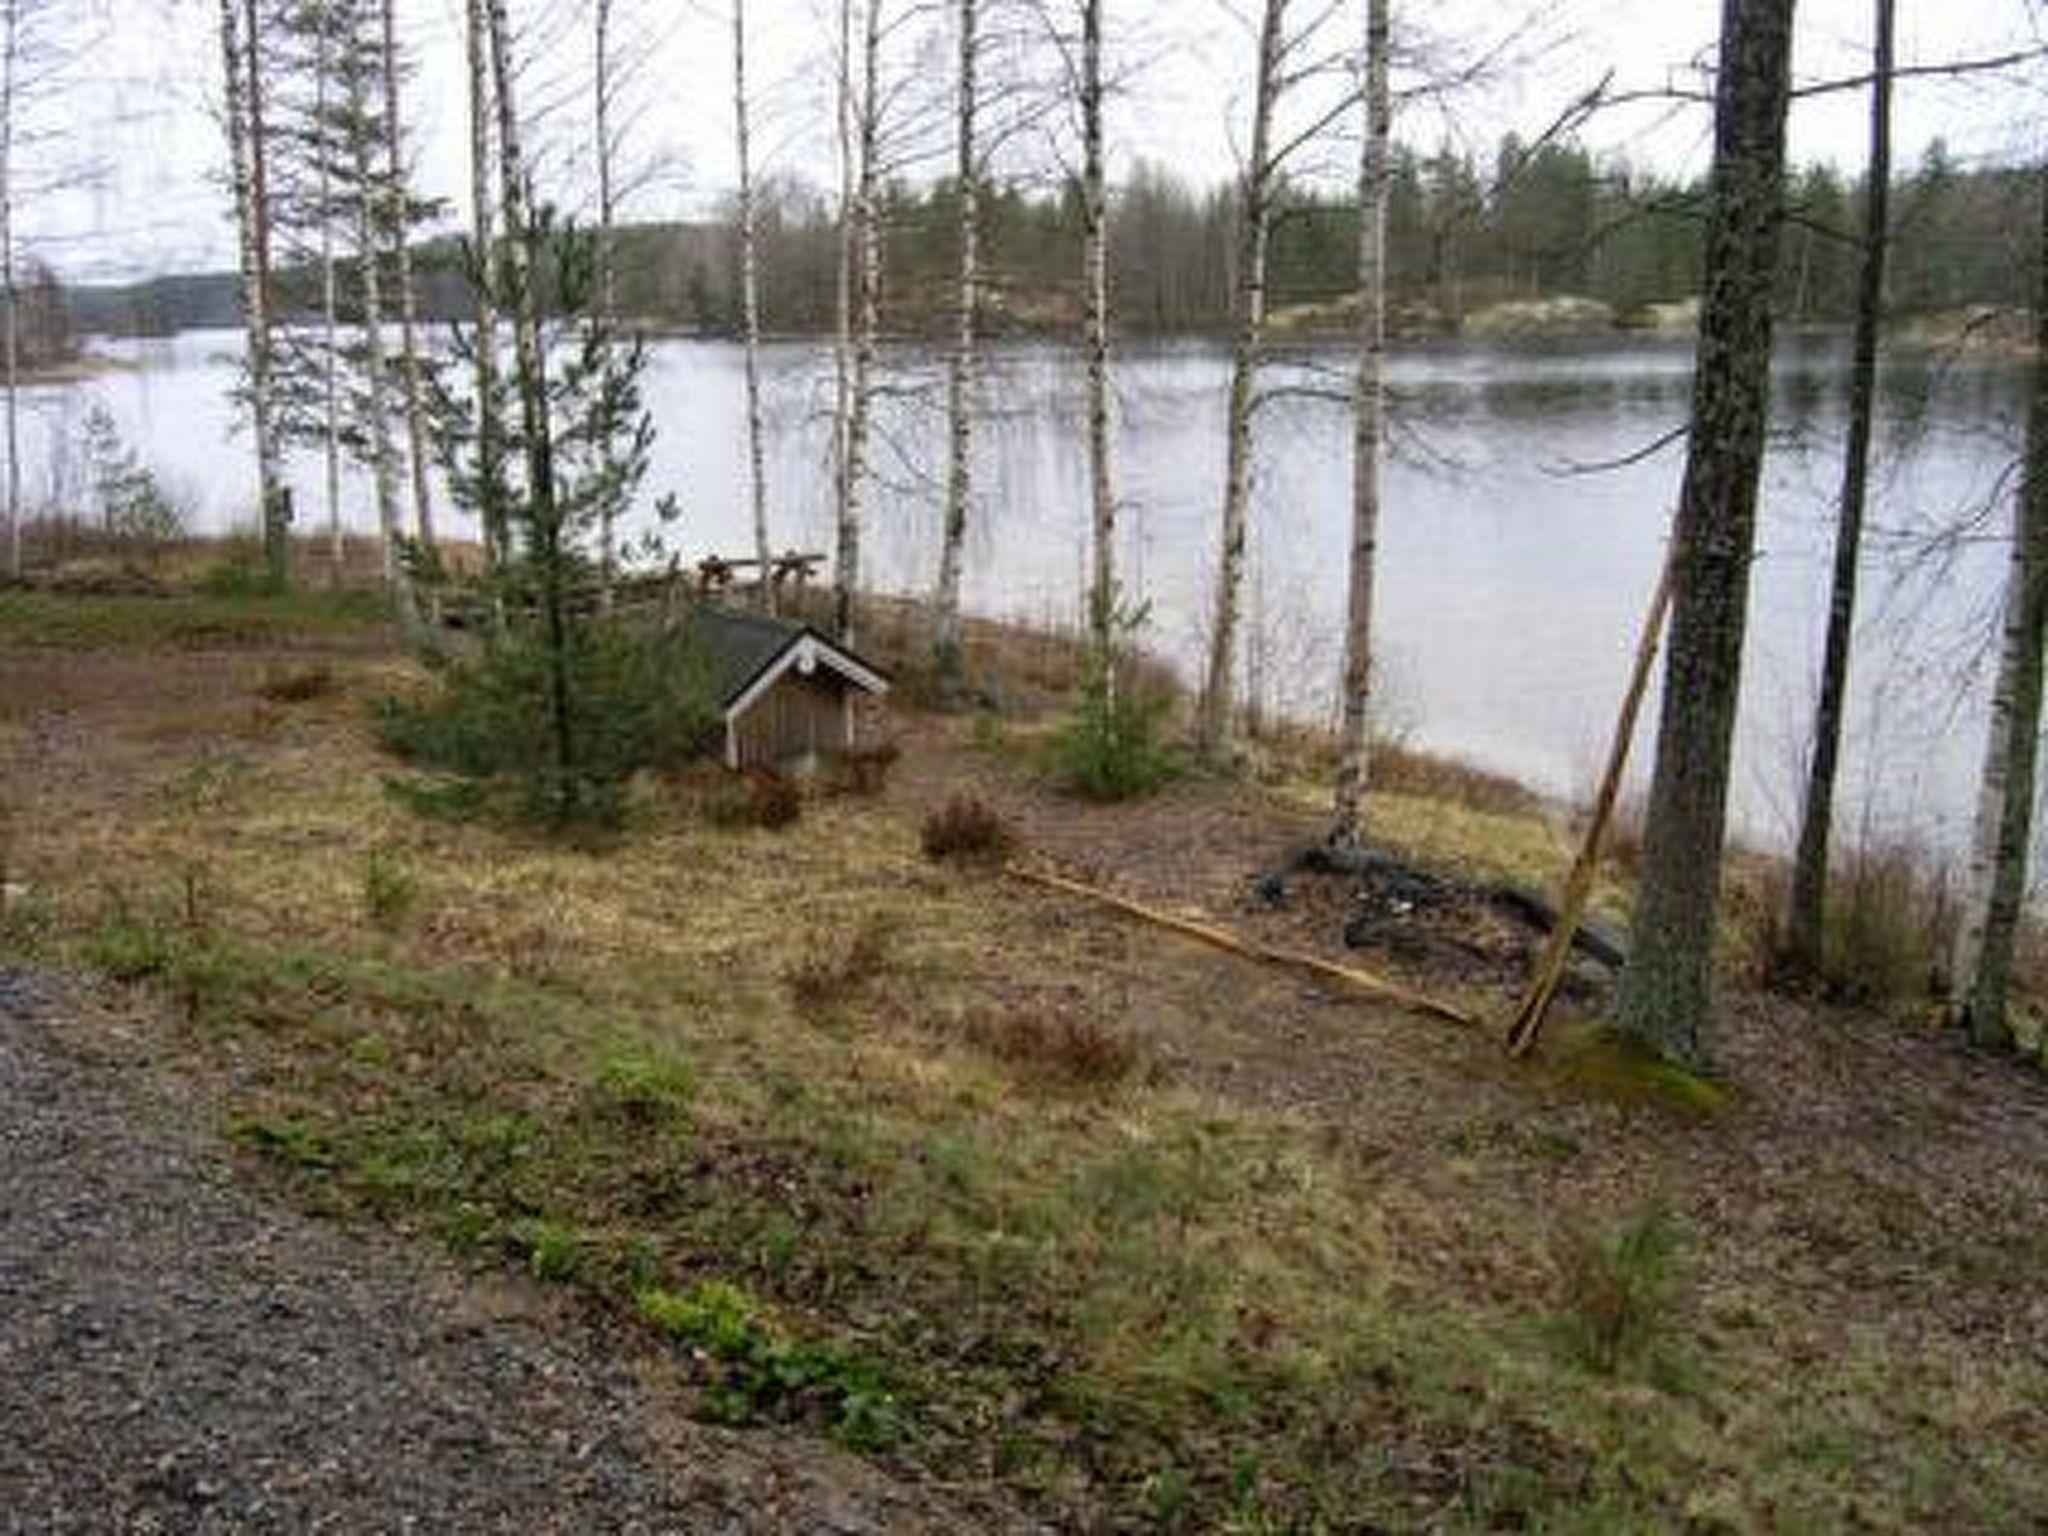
380;0;436;565
835;0;883;647
1953;602;2016;1001
317;7;343;583
1614;0;1797;1068
1955;182;2048;1050
1195;0;1284;762
219;0;288;589
464;0;504;570
349;31;416;632
1;0;18;582
830;0;856;629
931;0;978;688
1331;0;1389;848
1080;0;1116;662
486;0;546;515
1784;0;1892;976
734;0;772;611
245;0;288;588
593;0;618;609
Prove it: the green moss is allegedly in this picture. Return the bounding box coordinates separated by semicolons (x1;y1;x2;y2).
1555;1025;1729;1120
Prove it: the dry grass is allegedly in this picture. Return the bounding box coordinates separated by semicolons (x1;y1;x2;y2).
5;604;2048;1532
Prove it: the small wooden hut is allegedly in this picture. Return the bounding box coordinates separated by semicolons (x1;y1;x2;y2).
691;609;890;771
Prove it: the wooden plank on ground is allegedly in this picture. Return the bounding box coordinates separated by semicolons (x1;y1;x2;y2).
1006;863;1477;1028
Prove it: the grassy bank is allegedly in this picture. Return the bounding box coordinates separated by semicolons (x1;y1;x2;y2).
4;589;2045;1531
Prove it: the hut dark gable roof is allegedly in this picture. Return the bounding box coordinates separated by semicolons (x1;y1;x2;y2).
687;607;889;711
690;608;807;706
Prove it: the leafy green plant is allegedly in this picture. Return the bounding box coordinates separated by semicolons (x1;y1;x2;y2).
1550;1200;1688;1376
508;1217;585;1283
637;1279;903;1447
588;1041;696;1123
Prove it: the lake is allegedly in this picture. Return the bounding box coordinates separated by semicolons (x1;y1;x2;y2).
30;327;2030;856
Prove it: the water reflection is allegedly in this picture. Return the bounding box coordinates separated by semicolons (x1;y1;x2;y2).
55;329;2031;854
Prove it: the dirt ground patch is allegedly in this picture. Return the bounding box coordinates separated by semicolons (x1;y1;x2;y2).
6;633;2048;1532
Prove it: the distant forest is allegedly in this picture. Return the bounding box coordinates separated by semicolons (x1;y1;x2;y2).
65;142;2040;340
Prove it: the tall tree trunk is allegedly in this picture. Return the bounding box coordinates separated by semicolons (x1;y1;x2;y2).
1;0;18;582
1954;179;2048;1051
931;0;978;689
464;0;504;571
1080;0;1116;664
219;0;288;590
486;0;571;806
593;0;618;609
317;5;343;584
830;0;856;631
836;0;883;647
734;0;772;612
1783;0;1892;976
349;26;416;633
1614;0;1798;1068
1195;0;1284;762
1331;0;1389;848
245;0;288;589
486;0;546;517
380;0;435;567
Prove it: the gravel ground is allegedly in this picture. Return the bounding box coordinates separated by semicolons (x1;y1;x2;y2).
0;970;1025;1536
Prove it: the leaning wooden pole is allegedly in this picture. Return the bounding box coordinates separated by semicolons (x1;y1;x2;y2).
1009;862;1476;1028
1505;548;1675;1058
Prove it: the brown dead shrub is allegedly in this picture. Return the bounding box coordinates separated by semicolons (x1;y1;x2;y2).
747;769;802;830
785;917;895;1018
256;664;339;704
826;741;901;797
920;793;1015;866
690;767;802;831
969;1006;1138;1085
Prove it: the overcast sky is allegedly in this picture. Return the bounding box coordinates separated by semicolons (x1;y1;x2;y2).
36;0;2048;283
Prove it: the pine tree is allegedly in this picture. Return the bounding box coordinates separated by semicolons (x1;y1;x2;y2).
1615;0;1799;1067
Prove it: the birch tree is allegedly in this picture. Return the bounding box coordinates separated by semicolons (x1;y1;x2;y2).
464;0;505;568
1615;0;1798;1067
831;0;857;630
1329;0;1389;848
930;0;980;688
1194;0;1286;761
1080;0;1115;664
1782;0;1893;978
834;0;885;646
343;0;416;630
379;0;436;570
593;0;619;606
1;0;22;580
735;0;772;610
316;2;343;578
486;0;555;550
218;0;290;590
1951;170;2048;1051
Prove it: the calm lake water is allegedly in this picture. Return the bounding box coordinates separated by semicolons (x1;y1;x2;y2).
35;327;2030;855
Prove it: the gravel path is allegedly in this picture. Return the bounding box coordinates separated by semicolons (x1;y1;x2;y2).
0;971;1022;1535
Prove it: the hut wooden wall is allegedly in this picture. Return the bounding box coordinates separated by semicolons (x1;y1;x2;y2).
731;670;853;769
